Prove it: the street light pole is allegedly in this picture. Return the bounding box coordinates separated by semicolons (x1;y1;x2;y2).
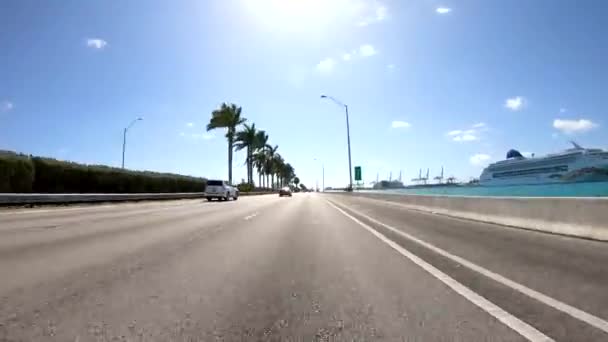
344;104;352;191
321;95;353;191
314;158;325;192
122;117;143;169
122;128;127;169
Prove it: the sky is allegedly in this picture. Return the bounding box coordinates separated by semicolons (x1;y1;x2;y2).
1;0;607;188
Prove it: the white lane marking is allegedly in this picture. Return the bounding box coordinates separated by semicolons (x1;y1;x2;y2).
244;212;258;221
326;200;553;342
328;199;608;335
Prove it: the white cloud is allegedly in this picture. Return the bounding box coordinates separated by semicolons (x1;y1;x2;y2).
470;153;491;166
376;5;388;21
316;58;336;73
505;96;525;111
318;44;376;72
86;38;108;49
180;132;214;140
453;134;478;142
553;118;598;134
186;122;194;127
447;123;488;142
461;134;478;141
391;120;411;128
357;3;388;26
436;7;452;14
359;44;377;57
197;133;215;140
1;101;13;112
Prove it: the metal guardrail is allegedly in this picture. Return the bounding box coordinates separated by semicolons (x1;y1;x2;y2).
0;192;276;205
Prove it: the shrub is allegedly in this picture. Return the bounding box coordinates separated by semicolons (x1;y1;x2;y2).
237;182;254;193
0;150;206;193
0;151;34;192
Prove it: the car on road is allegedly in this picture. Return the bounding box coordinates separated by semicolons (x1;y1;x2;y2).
205;180;238;201
279;187;292;197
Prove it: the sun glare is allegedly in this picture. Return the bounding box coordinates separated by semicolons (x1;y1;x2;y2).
243;0;342;33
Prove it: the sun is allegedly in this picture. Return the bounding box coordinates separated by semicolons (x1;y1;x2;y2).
243;0;339;33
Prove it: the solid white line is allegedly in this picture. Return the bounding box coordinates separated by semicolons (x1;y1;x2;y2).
326;200;553;342
328;199;608;335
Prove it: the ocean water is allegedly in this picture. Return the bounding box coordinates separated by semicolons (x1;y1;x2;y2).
368;181;608;197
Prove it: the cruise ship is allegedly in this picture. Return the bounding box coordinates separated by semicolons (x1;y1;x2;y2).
480;142;608;186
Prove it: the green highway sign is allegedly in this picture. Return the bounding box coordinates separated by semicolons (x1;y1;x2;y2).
354;166;362;181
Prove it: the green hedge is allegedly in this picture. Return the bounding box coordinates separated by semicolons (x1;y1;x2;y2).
0;151;35;192
0;150;206;193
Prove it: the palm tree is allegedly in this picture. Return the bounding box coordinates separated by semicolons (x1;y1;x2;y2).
207;103;246;184
265;145;278;189
235;123;258;185
253;151;267;188
293;176;300;189
271;153;284;189
281;163;295;188
254;130;269;187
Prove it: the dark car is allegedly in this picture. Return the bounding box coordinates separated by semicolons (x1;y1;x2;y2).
279;187;292;197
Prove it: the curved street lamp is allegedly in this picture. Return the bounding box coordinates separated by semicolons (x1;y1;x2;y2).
320;95;352;191
122;117;143;169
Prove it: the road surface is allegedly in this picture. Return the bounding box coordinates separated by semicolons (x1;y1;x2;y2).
1;193;607;341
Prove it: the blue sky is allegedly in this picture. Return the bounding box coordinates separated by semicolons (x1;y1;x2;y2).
1;0;607;188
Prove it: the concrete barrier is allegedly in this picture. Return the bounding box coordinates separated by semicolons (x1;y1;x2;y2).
0;192;276;205
332;192;608;241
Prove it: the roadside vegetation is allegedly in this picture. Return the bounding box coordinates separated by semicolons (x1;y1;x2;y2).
0;101;300;194
207;102;298;191
0;150;205;193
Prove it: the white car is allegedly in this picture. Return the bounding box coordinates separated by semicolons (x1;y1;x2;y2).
205;180;239;201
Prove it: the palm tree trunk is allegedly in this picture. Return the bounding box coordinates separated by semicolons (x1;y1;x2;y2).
228;138;233;184
246;148;250;184
249;148;254;185
249;153;253;185
266;174;269;189
258;171;261;189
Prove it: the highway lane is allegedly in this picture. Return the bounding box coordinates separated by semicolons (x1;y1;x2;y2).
0;193;606;341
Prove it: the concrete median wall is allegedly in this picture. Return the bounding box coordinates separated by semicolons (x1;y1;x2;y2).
337;192;608;241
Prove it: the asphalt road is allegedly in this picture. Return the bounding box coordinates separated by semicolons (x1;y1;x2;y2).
1;193;607;341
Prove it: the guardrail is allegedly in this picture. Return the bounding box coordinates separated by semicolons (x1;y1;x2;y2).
0;192;275;205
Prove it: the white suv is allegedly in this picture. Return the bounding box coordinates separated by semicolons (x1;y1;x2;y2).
205;180;239;201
